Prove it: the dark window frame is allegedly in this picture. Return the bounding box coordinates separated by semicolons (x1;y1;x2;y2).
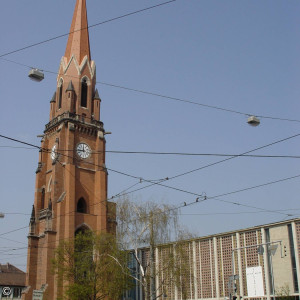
58;80;63;109
77;197;87;214
81;78;88;108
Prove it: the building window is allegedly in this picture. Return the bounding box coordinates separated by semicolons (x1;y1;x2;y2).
77;198;87;214
13;287;22;298
81;78;88;108
58;80;63;109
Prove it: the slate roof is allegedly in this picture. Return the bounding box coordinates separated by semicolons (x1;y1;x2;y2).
0;263;26;286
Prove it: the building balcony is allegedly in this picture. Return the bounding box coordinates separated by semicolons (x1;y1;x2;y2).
45;112;103;132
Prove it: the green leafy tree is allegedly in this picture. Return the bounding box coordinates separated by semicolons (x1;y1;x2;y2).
52;231;133;300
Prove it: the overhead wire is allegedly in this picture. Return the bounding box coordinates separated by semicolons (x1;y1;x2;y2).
2;144;300;159
1;133;300;218
0;226;28;237
0;0;176;58
0;133;299;252
2;58;300;124
2;170;299;241
1;191;299;261
0;236;28;245
0;0;298;123
167;132;300;180
2;0;298;266
180;209;300;216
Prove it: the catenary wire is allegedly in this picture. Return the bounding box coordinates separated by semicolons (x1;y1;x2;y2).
2;193;299;258
0;133;299;246
0;1;176;58
2;144;300;159
180;209;300;216
1;132;300;210
0;226;28;237
3;171;300;240
1;56;300;124
3;131;300;184
167;132;300;180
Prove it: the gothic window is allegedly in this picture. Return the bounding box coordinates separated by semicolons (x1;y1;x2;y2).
77;198;87;214
58;79;63;109
41;188;45;209
81;78;88;108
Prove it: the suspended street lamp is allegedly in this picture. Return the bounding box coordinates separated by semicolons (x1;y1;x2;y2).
28;68;44;82
247;115;260;127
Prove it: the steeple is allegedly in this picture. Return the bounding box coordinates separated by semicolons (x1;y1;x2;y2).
51;0;98;122
64;0;91;64
24;1;111;299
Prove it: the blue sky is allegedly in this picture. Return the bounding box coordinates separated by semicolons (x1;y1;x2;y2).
0;0;300;270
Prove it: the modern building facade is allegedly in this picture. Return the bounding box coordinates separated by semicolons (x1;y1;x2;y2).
23;1;115;299
0;263;25;299
125;218;300;300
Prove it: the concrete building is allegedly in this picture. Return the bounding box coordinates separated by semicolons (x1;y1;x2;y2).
0;263;25;299
126;218;300;300
23;1;114;299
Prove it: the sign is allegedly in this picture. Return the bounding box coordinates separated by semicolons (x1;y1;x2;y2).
257;245;264;255
2;287;11;296
32;290;43;300
246;266;264;297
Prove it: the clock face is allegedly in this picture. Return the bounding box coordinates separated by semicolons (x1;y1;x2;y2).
76;143;91;159
51;144;57;161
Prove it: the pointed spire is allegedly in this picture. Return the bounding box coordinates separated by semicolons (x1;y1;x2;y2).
66;81;75;92
64;0;91;64
94;89;101;100
30;205;35;224
31;205;35;218
50;92;56;103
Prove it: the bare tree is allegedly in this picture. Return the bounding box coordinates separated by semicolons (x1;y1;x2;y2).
117;197;192;300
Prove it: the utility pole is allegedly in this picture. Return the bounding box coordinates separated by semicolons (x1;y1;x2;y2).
149;211;156;300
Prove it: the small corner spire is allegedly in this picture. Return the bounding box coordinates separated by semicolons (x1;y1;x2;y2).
30;205;35;224
50;92;56;103
66;81;75;92
64;0;91;64
94;89;101;100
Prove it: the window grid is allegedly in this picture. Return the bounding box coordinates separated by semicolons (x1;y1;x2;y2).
200;240;213;298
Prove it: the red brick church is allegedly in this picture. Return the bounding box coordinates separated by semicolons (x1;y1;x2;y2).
23;1;115;299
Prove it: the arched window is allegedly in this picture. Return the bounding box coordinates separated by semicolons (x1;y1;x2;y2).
41;188;45;209
58;79;63;109
81;78;88;108
77;198;87;214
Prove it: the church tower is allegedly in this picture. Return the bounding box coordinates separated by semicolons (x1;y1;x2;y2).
23;1;115;299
